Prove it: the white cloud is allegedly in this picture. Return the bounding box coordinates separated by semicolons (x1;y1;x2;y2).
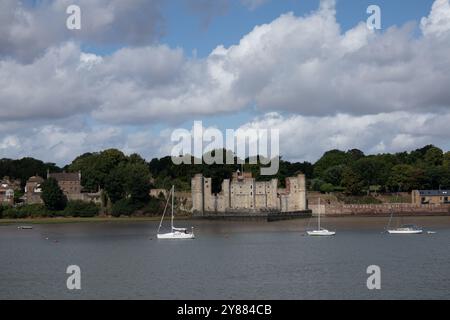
238;111;450;162
421;0;450;36
1;0;450;164
0;0;164;62
3;0;450;124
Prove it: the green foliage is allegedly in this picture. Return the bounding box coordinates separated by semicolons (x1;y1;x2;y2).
2;144;450;220
111;199;143;217
41;178;67;211
63;201;99;217
341;167;364;195
387;164;426;192
322;165;345;186
140;196;166;216
320;183;335;193
337;195;383;204
424;147;444;166
14;189;24;204
2;204;54;219
68;149;128;192
444;152;450;167
310;179;325;192
0;158;60;187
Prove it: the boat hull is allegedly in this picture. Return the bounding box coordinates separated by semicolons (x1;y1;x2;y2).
307;230;336;236
157;232;195;240
387;230;423;234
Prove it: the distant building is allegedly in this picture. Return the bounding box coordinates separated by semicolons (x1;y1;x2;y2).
192;171;307;215
0;177;20;206
23;172;101;205
412;190;450;205
47;171;82;199
24;176;45;205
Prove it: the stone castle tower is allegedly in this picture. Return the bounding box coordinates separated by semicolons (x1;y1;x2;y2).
191;172;307;215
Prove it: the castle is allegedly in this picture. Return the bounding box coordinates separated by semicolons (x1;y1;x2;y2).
191;171;308;215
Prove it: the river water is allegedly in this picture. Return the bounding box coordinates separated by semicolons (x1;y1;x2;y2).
1;217;449;300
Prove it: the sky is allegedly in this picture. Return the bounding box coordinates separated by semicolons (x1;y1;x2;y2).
1;0;450;166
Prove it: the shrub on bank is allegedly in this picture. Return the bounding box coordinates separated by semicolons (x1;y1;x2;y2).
338;195;383;204
2;204;54;219
140;197;165;216
111;199;143;217
63;201;100;217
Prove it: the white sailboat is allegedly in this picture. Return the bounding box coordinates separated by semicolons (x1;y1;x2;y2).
307;198;336;236
157;186;195;240
386;207;423;235
387;225;423;235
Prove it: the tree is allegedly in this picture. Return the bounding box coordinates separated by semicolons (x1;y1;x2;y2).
444;152;450;167
313;150;348;177
41;178;67;211
322;165;345;186
341;167;364;195
320;183;335;193
387;164;426;192
123;162;151;203
104;168;126;204
424;147;444;167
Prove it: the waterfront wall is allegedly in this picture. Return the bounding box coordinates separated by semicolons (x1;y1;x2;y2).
310;203;450;217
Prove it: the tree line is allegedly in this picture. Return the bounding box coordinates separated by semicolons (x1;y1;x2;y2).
1;145;449;217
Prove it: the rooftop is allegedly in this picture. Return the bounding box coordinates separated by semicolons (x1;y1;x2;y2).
48;172;80;182
417;190;450;196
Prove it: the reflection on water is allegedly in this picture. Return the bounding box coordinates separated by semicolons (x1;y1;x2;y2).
0;217;449;300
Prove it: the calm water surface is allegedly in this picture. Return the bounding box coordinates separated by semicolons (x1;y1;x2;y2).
1;217;449;300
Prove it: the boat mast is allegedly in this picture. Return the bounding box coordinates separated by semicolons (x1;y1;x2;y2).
171;185;174;231
318;197;321;230
158;187;172;233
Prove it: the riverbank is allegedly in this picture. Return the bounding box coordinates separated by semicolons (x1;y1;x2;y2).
0;215;193;225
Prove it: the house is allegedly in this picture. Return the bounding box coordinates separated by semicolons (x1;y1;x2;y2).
412;190;450;205
23;172;101;205
24;176;45;204
47;171;82;199
0;177;20;206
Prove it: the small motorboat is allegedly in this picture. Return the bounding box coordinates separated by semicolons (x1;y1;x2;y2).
17;226;33;230
387;225;423;235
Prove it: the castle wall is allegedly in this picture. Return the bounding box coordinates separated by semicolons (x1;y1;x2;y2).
191;173;308;214
191;174;204;214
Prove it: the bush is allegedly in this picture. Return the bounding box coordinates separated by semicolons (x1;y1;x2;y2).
141;197;165;216
338;195;383;204
0;205;5;219
111;199;143;217
320;183;335;193
2;204;53;219
63;201;100;217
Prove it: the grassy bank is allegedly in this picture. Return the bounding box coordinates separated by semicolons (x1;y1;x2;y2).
0;215;193;225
